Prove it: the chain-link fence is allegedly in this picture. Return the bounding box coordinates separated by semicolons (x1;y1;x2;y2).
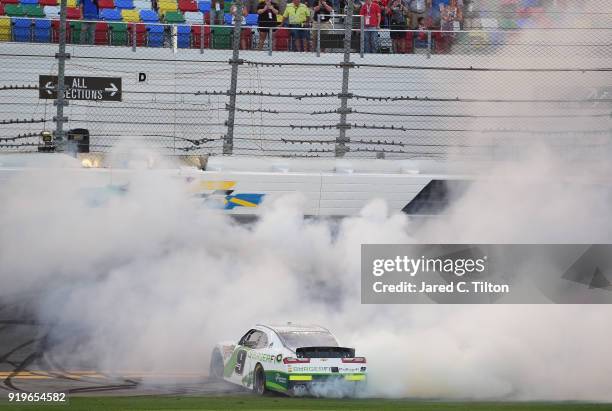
1;4;610;161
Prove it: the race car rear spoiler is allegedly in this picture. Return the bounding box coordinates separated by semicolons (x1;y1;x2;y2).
295;346;356;359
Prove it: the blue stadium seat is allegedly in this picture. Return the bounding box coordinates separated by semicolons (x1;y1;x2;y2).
115;0;134;9
12;18;31;42
21;0;39;4
198;1;210;13
176;24;190;48
223;13;232;25
146;23;164;46
100;8;122;20
245;13;257;26
33;18;51;42
139;9;159;22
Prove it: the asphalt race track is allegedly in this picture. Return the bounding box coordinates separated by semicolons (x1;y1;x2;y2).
0;295;243;397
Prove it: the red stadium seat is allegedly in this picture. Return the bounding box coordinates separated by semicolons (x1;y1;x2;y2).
191;24;210;48
97;0;114;9
51;19;70;42
0;3;4;14
273;27;289;51
2;0;19;4
128;22;146;46
404;30;413;53
178;0;197;12
39;0;58;5
94;21;108;44
66;6;81;19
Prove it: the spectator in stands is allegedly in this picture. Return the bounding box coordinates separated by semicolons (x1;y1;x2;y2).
81;0;98;45
281;0;311;52
408;0;426;28
211;0;225;25
376;0;389;28
387;0;409;53
359;0;381;53
311;0;333;52
256;0;279;50
230;1;251;48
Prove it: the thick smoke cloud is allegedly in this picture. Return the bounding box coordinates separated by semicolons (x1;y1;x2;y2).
1;147;611;401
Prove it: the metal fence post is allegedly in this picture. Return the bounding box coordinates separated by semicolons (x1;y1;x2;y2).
336;0;353;158
268;27;273;56
359;14;364;58
200;24;205;53
55;0;69;150
427;30;431;58
132;23;137;51
316;14;321;57
224;0;244;155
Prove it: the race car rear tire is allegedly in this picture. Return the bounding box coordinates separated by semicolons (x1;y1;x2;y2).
253;364;267;396
209;349;224;381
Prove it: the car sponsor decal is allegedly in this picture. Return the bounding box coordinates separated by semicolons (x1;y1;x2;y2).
188;179;265;209
234;349;248;376
247;351;277;363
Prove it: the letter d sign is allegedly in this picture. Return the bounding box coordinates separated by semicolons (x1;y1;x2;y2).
138;73;146;82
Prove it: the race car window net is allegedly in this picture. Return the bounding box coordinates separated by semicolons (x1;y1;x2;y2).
278;331;339;350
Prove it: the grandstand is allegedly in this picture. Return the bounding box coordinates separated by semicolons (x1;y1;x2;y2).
1;0;608;52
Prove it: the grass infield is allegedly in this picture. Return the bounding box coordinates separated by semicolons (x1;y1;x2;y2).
2;396;612;411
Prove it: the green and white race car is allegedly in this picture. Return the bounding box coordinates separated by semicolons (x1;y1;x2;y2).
209;323;367;397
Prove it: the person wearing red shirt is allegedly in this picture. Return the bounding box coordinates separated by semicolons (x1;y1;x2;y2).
359;0;381;53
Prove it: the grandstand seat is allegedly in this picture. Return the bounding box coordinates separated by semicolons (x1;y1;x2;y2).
146;23;163;46
223;13;231;25
127;21;145;45
157;0;177;15
176;23;189;47
65;6;81;18
197;1;210;13
0;3;4;15
50;19;69;41
43;5;59;17
115;0;133;8
39;0;58;5
190;23;209;48
97;0;114;8
0;17;11;40
210;25;230;48
183;10;203;24
66;0;78;7
100;7;122;20
4;4;25;16
273;27;289;50
139;8;158;21
177;0;197;12
68;20;81;42
109;21;127;44
23;4;45;17
132;0;151;8
3;0;19;4
94;21;108;43
121;8;139;21
33;18;51;41
164;10;184;23
12;18;31;41
222;1;230;12
244;13;257;26
21;0;39;5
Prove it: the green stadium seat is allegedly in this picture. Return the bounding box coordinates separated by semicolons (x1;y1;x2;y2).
69;20;81;43
164;10;185;23
109;21;128;45
211;25;230;49
23;4;45;17
4;4;26;17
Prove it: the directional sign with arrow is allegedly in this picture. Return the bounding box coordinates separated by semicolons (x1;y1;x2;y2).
39;75;122;102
